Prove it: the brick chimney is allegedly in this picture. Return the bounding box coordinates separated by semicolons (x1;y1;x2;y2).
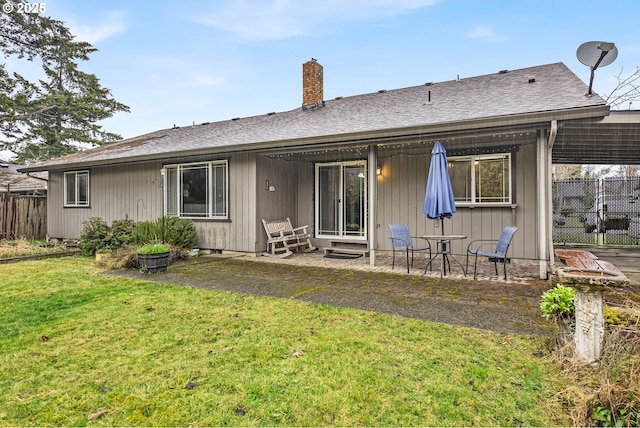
302;58;323;109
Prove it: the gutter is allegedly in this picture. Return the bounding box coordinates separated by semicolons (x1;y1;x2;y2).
26;172;49;182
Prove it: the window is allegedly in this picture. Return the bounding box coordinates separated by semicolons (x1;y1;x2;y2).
164;160;228;219
64;170;89;207
449;153;511;204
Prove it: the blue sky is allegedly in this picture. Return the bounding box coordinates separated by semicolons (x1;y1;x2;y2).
22;0;640;140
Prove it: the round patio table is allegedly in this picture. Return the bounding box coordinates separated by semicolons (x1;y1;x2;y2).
421;234;467;278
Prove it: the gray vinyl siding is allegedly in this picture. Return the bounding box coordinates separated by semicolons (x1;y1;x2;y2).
376;141;539;260
254;155;301;253
194;153;256;252
295;162;314;237
48;155;260;253
48;141;539;260
48;163;164;240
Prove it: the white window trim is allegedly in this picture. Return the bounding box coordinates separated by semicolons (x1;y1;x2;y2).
164;160;228;219
63;170;90;207
450;153;512;207
315;160;368;240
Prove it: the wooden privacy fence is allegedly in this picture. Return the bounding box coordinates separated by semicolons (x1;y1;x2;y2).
0;194;47;240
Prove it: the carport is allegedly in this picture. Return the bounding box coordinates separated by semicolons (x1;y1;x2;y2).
548;110;640;273
553;111;640;165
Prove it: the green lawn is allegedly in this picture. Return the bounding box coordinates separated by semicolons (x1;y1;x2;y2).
0;257;569;426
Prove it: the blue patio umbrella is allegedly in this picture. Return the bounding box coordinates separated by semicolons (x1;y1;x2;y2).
423;141;456;231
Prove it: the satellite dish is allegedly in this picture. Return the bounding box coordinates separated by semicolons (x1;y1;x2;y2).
576;41;618;95
577;41;618;68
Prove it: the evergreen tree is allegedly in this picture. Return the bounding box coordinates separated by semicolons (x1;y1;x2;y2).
0;0;129;163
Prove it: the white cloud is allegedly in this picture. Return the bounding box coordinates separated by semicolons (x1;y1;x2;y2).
68;11;127;44
195;0;440;40
196;0;304;40
467;26;506;42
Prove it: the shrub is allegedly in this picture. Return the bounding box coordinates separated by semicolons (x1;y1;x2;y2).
81;216;198;257
80;217;137;256
110;219;136;249
541;284;576;345
163;216;198;249
133;217;198;249
133;220;161;245
540;284;575;320
80;217;111;256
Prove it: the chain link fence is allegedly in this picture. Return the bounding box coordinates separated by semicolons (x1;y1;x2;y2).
553;178;640;245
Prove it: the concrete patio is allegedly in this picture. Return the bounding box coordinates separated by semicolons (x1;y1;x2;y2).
252;250;545;284
249;246;640;286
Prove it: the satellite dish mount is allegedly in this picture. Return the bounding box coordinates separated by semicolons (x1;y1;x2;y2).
576;41;618;96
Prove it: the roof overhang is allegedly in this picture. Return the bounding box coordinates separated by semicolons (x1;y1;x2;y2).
552;110;640;164
18;105;610;172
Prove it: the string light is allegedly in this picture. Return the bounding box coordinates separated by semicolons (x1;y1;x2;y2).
263;132;535;162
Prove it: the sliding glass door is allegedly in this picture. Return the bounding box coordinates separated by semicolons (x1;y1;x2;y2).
315;161;367;239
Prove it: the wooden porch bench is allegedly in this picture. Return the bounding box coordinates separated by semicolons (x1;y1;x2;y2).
262;218;316;258
554;248;622;274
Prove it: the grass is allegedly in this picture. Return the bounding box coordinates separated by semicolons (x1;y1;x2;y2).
0;239;68;259
0;256;570;426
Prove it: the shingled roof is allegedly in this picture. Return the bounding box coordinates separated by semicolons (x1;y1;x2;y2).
0;163;47;193
21;62;608;172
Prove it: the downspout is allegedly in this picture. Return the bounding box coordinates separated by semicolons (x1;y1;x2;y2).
546;120;558;275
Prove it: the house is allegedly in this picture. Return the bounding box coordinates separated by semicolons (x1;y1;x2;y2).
0;163;47;239
18;60;640;278
0;162;47;195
